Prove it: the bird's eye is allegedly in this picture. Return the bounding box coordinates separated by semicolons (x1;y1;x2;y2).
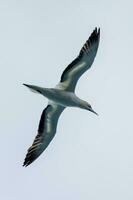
88;104;92;108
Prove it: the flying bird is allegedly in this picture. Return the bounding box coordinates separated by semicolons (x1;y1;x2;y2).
23;28;100;167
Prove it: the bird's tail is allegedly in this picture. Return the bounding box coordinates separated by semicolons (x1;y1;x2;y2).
23;84;43;94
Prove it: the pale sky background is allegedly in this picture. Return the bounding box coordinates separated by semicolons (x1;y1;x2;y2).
0;0;133;199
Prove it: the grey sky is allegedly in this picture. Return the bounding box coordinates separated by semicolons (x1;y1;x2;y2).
0;0;133;199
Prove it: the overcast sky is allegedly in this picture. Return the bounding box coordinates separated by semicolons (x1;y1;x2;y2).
0;0;133;199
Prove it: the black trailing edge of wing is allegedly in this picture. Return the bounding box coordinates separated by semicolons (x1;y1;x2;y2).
23;105;51;167
60;27;100;82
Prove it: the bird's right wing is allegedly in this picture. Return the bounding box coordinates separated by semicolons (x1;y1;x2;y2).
58;28;100;92
23;103;65;167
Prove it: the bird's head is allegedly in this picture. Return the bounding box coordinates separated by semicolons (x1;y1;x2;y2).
84;101;98;116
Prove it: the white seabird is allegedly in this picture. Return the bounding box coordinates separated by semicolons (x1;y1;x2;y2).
23;28;100;167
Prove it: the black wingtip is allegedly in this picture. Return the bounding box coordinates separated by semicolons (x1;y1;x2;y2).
94;27;100;32
23;157;33;167
23;161;30;167
92;27;100;36
23;153;40;167
23;163;27;167
83;27;100;49
23;150;38;167
23;158;28;167
90;27;100;43
93;27;100;34
98;27;100;36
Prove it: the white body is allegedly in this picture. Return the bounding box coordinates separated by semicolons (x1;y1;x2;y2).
23;28;100;166
43;88;87;108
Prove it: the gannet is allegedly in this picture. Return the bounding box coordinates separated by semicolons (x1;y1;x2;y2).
23;28;100;167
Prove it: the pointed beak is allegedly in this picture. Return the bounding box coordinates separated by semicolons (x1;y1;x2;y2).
89;107;98;116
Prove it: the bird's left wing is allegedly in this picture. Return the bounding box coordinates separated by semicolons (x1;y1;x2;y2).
58;28;100;92
23;103;65;167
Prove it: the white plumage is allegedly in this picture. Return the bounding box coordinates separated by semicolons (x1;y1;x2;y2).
23;28;100;166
